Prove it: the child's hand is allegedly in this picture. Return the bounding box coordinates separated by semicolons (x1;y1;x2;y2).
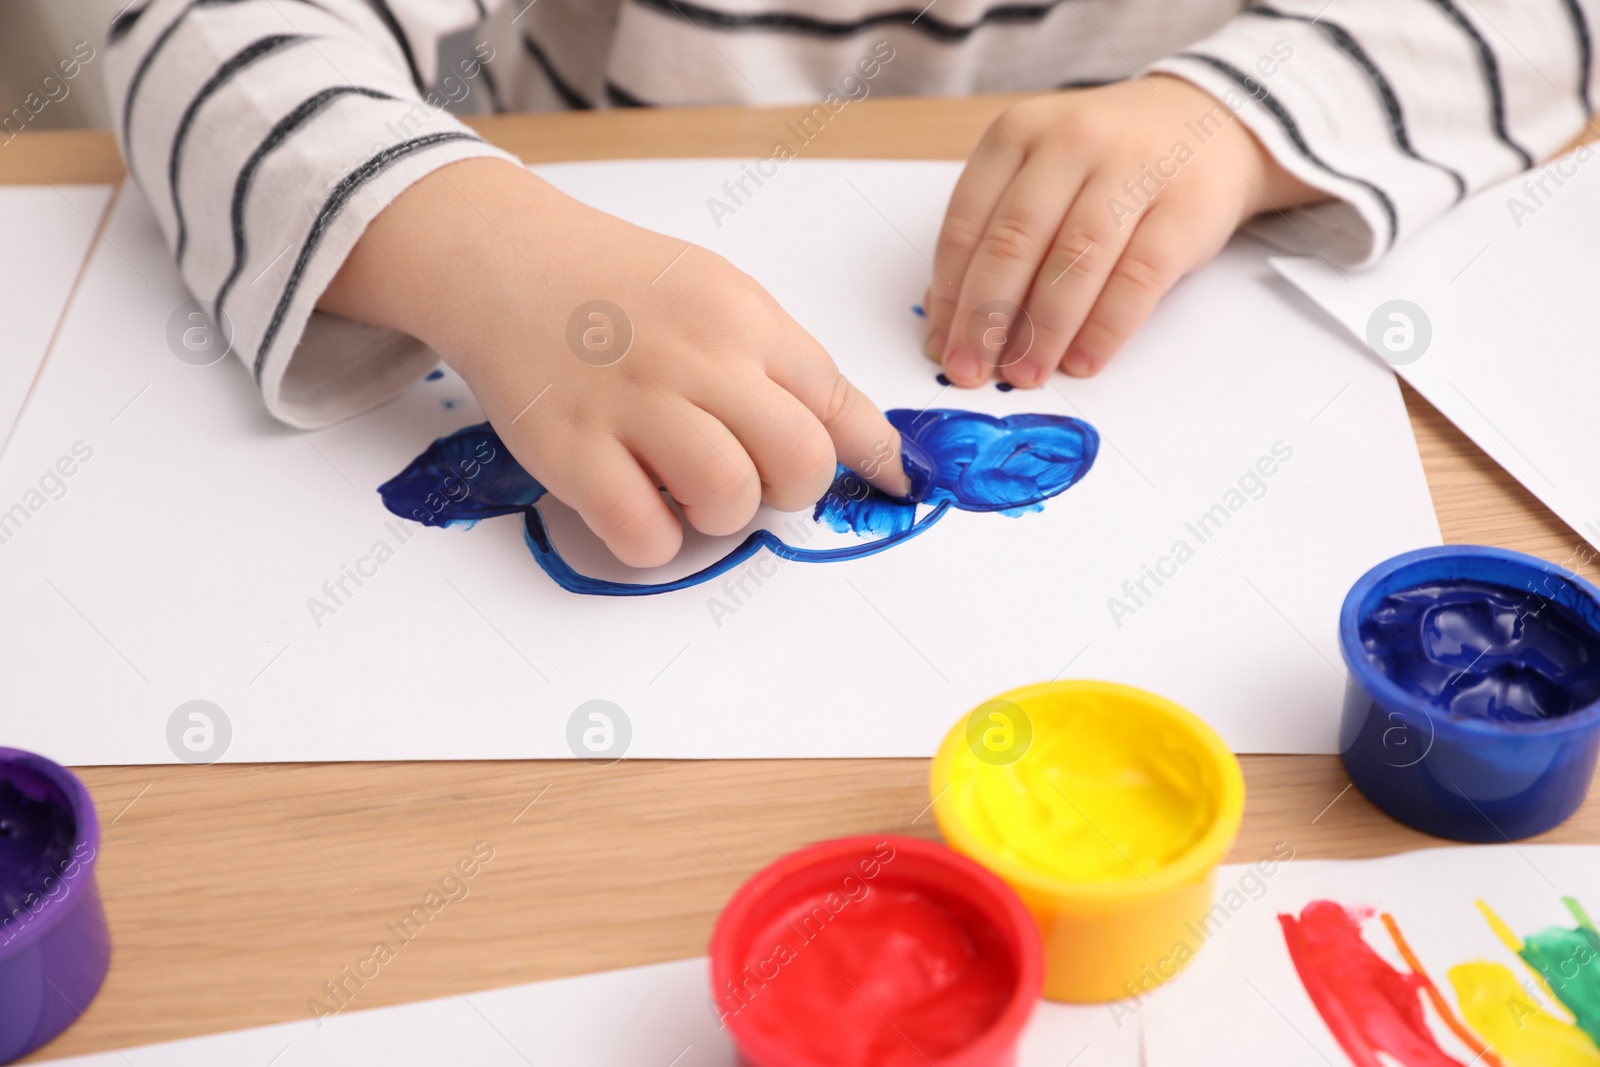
321;158;912;568
925;76;1322;387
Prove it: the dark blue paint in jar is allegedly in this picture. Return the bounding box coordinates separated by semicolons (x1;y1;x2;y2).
1339;546;1600;841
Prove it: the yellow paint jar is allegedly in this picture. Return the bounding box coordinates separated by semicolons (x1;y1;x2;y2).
930;680;1244;1003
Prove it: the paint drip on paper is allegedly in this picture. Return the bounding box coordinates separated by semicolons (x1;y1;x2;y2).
1282;896;1600;1066
378;409;1098;596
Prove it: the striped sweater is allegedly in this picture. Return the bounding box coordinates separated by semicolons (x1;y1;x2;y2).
104;0;1597;428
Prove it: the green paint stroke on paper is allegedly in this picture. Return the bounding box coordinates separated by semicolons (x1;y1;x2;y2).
1517;898;1600;1049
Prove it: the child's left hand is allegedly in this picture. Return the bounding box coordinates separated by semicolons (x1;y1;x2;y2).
924;76;1322;388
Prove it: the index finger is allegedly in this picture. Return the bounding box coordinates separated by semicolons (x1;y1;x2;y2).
768;336;918;501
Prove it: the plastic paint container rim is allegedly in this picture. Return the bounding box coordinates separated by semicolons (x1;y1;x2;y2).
0;746;101;963
930;680;1245;902
708;834;1043;1067
1339;545;1600;739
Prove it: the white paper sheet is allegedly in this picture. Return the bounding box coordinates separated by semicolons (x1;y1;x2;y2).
1143;845;1600;1066
0;161;1438;763
0;184;112;447
1275;145;1600;554
40;956;1141;1066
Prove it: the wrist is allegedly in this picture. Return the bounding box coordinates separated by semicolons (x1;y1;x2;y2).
1218;103;1325;219
1142;75;1325;220
1240;139;1325;218
317;156;567;374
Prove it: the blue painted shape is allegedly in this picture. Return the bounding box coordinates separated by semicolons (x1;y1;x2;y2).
425;369;445;381
899;435;937;503
1338;546;1600;842
379;408;1098;596
379;424;543;531
996;381;1015;393
935;373;952;387
886;409;1095;515
911;304;925;318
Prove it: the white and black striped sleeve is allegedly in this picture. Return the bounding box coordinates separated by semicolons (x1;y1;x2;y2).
104;0;518;429
1150;0;1597;267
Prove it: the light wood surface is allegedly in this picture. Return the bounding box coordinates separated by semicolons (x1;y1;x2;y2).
5;97;1598;1060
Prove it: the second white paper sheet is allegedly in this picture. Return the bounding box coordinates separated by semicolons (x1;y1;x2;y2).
0;160;1438;763
0;183;112;445
1274;145;1600;555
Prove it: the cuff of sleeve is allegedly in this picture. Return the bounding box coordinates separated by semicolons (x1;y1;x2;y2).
248;135;520;430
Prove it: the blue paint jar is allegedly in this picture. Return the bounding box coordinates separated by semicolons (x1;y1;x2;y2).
1339;546;1600;841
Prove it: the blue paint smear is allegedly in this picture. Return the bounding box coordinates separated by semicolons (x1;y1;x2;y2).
379;408;1098;596
996;381;1015;392
425;369;445;381
911;304;925;318
442;399;457;410
1360;579;1600;722
936;373;952;387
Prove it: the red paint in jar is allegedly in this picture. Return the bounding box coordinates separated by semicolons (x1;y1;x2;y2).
710;835;1042;1067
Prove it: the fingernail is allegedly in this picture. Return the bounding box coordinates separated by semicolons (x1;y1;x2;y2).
1008;362;1042;387
1064;350;1094;377
922;328;947;363
946;349;979;383
899;435;937;502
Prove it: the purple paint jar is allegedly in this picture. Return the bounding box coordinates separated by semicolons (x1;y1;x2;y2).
0;748;110;1061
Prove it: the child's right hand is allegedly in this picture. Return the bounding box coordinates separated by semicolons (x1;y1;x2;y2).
320;157;913;568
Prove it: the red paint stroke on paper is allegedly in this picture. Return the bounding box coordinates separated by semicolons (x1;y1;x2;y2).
1278;900;1466;1067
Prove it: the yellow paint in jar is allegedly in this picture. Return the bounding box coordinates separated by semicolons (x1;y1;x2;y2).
932;680;1244;1003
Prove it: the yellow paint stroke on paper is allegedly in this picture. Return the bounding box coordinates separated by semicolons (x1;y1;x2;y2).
1449;961;1600;1067
1478;900;1561;1002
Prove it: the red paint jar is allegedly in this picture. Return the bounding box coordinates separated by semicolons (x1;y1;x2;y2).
709;835;1043;1067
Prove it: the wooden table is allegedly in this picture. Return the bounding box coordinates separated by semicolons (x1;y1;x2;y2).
6;97;1598;1061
